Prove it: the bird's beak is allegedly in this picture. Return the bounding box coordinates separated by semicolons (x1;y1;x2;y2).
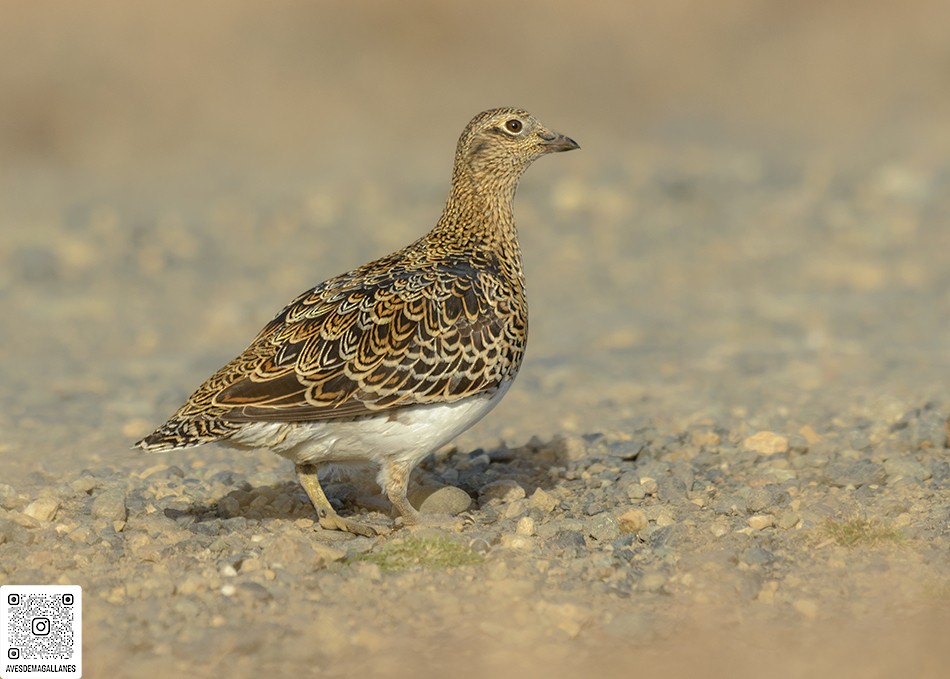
538;130;580;153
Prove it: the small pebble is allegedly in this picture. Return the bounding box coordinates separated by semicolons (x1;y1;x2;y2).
217;496;242;517
883;457;931;483
0;519;30;545
311;543;347;565
551;434;588;463
237;582;273;602
410;485;472;515
23;497;60;522
70;476;100;495
479;479;525;504
626;483;647;500
529;488;558;513
0;483;19;509
241;557;263;573
748;515;774;530
504;499;527;519
618;508;648;534
499;534;534;550
587;513;621;542
91;489;128;522
741;547;773;565
776;510;801;530
743;431;789;455
745;487;774;513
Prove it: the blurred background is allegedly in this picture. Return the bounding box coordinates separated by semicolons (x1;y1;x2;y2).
2;0;949;473
3;0;949;203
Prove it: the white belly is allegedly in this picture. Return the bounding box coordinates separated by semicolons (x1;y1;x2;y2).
226;382;511;478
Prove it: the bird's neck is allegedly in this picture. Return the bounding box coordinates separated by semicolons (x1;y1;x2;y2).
432;170;521;254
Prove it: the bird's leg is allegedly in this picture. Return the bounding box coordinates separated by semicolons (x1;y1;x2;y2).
295;463;383;537
384;460;422;526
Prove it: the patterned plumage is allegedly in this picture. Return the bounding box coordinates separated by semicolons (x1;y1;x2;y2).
136;107;578;535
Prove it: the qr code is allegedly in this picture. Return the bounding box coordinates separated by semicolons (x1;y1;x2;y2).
1;585;82;678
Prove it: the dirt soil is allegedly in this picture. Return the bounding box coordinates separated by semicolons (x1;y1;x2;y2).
2;2;949;678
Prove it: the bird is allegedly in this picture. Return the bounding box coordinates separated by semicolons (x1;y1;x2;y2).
135;107;579;536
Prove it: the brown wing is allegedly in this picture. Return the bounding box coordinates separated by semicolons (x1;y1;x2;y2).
207;257;525;423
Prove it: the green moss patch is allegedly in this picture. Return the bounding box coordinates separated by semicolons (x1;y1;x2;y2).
350;536;484;571
822;518;905;548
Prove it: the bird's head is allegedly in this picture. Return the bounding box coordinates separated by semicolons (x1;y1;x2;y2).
453;107;579;185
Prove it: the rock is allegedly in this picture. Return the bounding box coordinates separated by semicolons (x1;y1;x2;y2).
504;499;527;519
587;513;621;542
740;547;773;565
457;451;490;470
479;479;525;505
217;495;242;518
311;542;347;565
499;534;534;550
584;501;606;516
528;487;558;513
515;516;536;536
747;515;774;530
553;530;587;554
409;485;472;515
823;459;886;488
742;431;789;455
23;496;60;522
798;425;823;444
638;477;658;495
625;483;647;500
932;460;950;485
691;430;721;447
776;510;801;530
240;557;263;573
0;518;31;545
883;457;931;483
641;525;672;548
618;508;648;534
0;483;20;509
70;475;101;495
237;582;273;602
745;487;774;513
91;489;128;522
656;476;687;502
551;434;588;463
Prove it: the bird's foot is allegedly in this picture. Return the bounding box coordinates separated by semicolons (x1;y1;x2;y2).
317;511;391;538
296;463;390;537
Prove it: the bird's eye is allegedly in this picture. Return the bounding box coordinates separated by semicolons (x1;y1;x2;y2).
504;119;523;134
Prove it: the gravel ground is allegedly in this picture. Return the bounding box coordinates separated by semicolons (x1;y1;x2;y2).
3;3;950;679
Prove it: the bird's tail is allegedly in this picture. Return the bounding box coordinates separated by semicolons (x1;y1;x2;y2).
133;416;237;452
